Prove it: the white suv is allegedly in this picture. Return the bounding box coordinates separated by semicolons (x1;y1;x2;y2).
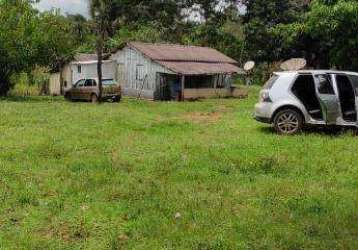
254;70;358;134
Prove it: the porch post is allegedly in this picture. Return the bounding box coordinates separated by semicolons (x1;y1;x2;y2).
214;74;218;89
181;75;185;101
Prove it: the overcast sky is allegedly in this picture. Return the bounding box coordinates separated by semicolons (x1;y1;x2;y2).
34;1;245;19
34;0;89;17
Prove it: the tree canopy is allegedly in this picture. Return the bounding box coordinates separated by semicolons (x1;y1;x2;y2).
0;0;77;95
0;0;357;95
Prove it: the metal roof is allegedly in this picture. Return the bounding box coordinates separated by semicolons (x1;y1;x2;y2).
74;53;98;62
128;42;243;75
161;61;244;75
71;60;114;65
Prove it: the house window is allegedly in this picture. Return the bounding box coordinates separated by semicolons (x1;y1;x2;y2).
185;75;215;89
77;65;82;74
136;64;144;81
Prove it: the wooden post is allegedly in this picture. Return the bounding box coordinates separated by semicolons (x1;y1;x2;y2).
214;74;218;89
181;75;185;101
214;74;219;97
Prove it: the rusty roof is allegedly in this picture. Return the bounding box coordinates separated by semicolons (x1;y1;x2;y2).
74;53;98;62
72;53;112;64
128;42;243;75
160;61;243;75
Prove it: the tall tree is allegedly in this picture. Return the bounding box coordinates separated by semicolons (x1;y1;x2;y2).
67;14;91;43
271;0;358;69
90;0;117;102
0;0;76;95
107;0;188;42
103;0;243;47
181;0;246;62
243;0;308;61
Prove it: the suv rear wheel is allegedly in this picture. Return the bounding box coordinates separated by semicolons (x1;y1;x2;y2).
273;109;303;135
113;95;121;103
64;92;72;101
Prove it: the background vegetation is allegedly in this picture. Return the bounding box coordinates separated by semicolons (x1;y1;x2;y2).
0;0;357;96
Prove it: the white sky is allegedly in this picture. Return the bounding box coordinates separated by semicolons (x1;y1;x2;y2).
34;0;89;17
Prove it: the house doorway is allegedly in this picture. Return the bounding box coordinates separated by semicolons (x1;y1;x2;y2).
157;73;181;101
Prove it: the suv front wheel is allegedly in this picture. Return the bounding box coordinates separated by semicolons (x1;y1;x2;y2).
91;94;99;103
273;109;303;135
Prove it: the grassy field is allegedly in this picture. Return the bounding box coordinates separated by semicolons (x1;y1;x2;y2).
0;87;357;249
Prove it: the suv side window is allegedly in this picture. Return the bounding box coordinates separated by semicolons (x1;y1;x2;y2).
76;79;85;87
85;79;93;87
84;79;97;87
263;74;279;89
317;74;335;95
349;75;358;96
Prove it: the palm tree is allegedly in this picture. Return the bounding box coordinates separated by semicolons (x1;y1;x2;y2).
89;0;114;102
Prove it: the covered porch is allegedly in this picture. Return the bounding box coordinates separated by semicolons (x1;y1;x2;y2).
156;73;247;101
156;59;245;101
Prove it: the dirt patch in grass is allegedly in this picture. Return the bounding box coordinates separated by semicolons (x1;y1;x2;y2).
182;112;222;124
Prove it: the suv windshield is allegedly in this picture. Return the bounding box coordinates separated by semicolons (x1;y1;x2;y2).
263;74;279;89
103;79;117;85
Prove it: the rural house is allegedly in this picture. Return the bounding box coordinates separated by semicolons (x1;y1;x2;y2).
49;54;116;96
110;42;245;100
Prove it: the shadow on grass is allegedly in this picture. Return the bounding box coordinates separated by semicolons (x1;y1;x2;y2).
258;125;357;136
0;96;65;103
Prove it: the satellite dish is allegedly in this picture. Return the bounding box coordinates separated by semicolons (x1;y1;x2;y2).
244;61;255;72
280;58;307;71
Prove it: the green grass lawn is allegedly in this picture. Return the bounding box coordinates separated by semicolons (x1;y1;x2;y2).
0;87;357;249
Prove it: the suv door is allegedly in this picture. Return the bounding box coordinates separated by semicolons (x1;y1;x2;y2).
314;74;340;125
72;79;86;100
334;74;357;122
83;79;97;100
77;80;88;100
349;75;358;125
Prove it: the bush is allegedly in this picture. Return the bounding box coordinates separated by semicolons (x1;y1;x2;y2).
9;68;50;96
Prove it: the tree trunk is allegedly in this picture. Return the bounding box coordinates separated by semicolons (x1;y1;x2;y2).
59;64;64;95
0;71;11;96
96;31;104;102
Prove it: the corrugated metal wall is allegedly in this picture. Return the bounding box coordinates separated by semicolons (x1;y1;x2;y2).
111;47;174;100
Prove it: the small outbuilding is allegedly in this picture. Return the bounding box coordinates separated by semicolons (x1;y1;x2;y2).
49;54;116;96
110;42;245;100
